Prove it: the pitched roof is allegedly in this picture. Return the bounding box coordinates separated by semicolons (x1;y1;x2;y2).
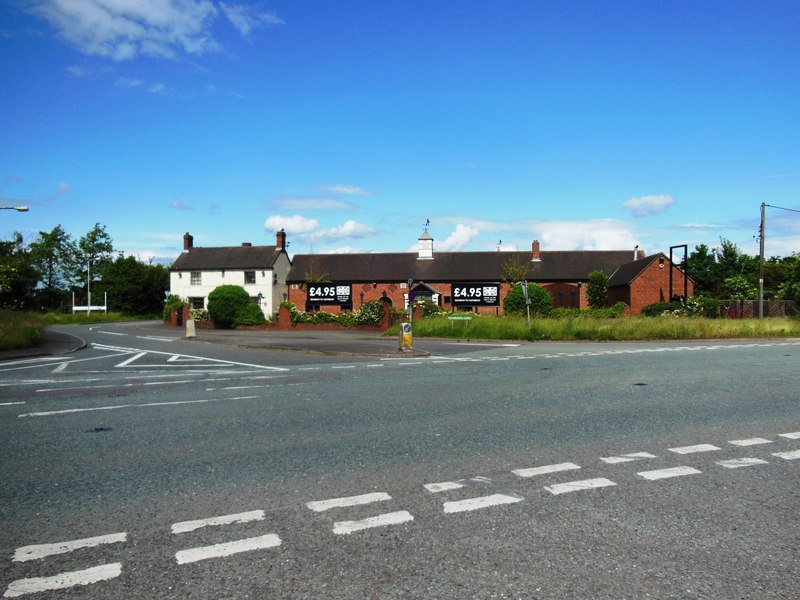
171;245;283;271
287;250;635;283
607;254;661;286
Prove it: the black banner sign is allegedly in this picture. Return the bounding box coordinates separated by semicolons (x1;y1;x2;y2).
451;283;500;306
307;283;352;305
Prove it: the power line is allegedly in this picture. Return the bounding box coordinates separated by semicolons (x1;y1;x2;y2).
764;204;800;214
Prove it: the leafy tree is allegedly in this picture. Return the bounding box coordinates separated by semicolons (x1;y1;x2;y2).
501;254;532;284
95;254;169;315
503;283;552;316
687;244;722;297
586;270;609;308
0;232;38;309
722;275;757;300
28;225;76;308
73;223;115;292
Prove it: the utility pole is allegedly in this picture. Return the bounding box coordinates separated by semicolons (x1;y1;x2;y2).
758;202;765;319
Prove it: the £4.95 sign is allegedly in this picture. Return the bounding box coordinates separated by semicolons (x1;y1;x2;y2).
307;284;352;305
451;283;500;306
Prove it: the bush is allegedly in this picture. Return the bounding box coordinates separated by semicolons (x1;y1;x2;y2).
190;308;209;322
641;301;681;317
207;285;253;329
236;301;267;326
503;283;552;316
550;301;627;319
355;300;386;325
586;270;609;308
163;294;187;321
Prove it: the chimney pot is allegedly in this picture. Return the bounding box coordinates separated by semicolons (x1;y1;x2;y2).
183;232;193;252
532;240;541;262
276;229;287;250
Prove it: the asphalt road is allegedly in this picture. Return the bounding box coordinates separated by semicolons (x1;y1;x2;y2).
1;324;799;599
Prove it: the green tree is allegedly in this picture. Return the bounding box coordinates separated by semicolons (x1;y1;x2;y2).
28;225;76;308
73;223;115;292
586;270;609;308
95;254;169;315
722;275;757;300
501;254;532;284
687;244;722;297
503;283;552;316
0;232;38;309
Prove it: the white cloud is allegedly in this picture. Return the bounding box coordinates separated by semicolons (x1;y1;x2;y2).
220;2;283;36
535;219;638;250
307;220;375;242
321;184;371;196
623;194;675;217
437;224;480;251
169;198;193;210
32;0;281;61
115;77;145;88
271;196;355;211
264;214;319;234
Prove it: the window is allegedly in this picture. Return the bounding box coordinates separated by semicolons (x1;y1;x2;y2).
244;271;256;284
190;272;202;285
189;297;204;309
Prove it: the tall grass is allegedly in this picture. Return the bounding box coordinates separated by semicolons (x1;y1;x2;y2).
0;310;45;351
392;314;800;341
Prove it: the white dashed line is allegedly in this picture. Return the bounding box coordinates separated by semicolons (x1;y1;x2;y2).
779;432;800;439
729;438;772;446
772;449;800;460
171;510;265;534
307;492;391;512
4;564;123;598
668;444;721;454
424;477;490;493
333;510;414;535
637;466;702;480
13;533;127;562
512;462;581;478
717;458;769;469
175;534;281;564
442;493;523;514
544;478;617;495
600;452;656;464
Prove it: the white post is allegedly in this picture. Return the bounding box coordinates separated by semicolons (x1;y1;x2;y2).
87;260;92;316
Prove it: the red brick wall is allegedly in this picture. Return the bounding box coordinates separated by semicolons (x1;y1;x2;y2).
621;259;694;314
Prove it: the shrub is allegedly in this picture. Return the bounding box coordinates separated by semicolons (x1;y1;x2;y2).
163;294;187;321
586;270;609;308
207;285;253;329
355;300;386;325
236;301;267;326
641;301;681;317
190;308;210;322
503;283;552;316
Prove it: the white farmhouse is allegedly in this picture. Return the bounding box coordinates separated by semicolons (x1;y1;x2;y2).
169;230;291;319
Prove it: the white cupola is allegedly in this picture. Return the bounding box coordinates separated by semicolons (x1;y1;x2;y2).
418;230;434;260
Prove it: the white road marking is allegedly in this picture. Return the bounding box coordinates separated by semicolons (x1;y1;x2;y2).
424;476;491;493
333;511;414;535
19;398;218;418
13;533;127;562
398;362;422;366
332;366;355;369
307;492;391;512
171;510;265;534
52;362;69;373
0;402;25;406
668;444;721;454
175;534;281;565
442;493;523;514
97;331;126;336
544;478;617;495
97;344;288;371
444;342;520;347
773;449;800;460
136;336;176;342
779;431;800;439
512;462;581;478
3;563;122;598
637;466;702;480
116;352;147;367
600;452;657;464
729;438;772;446
717;458;769;469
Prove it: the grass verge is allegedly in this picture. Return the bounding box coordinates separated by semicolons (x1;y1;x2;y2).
388;314;800;341
0;310;46;351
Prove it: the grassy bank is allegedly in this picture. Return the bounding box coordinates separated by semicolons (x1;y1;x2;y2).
390;314;800;341
0;311;155;351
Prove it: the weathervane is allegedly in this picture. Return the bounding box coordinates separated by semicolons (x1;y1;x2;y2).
496;239;502;251
423;218;430;232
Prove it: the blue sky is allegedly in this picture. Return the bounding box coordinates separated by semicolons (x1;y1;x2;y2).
1;0;798;263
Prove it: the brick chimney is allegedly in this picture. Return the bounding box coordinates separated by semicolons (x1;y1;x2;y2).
276;229;287;250
183;232;193;252
531;240;541;262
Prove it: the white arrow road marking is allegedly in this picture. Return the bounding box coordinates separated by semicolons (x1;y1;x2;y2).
600;452;657;464
3;564;122;598
307;492;391;512
717;458;769;469
637;466;702;480
333;511;414;535
13;533;127;562
171;510;265;534
175;534;281;565
512;462;581;478
544;478;617;495
668;444;721;454
779;431;800;439
96;344;288;371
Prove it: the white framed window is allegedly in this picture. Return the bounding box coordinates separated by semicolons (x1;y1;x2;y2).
190;272;202;285
245;271;256;284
